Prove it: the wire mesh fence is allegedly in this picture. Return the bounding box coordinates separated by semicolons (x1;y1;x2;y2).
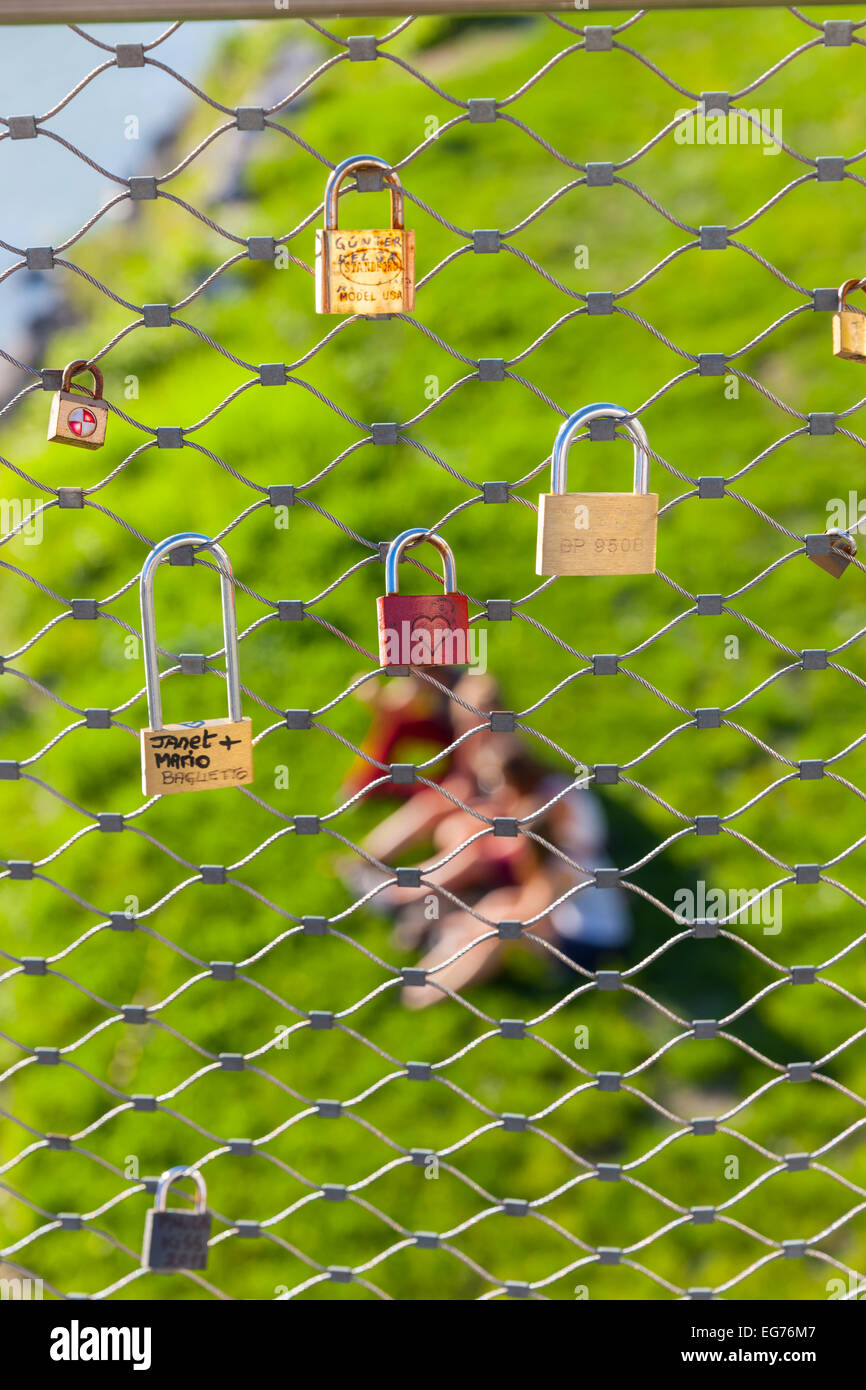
1;8;865;1302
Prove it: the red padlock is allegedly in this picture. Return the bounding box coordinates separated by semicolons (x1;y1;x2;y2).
377;529;470;669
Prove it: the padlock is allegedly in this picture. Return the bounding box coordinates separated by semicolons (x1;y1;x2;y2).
316;155;415;316
536;402;658;577
807;527;858;578
139;533;254;796
47;359;108;449
832;278;866;362
377;528;470;668
141;1167;211;1271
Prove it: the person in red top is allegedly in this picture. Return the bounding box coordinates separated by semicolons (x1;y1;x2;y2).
340;671;457;800
346;672;631;1008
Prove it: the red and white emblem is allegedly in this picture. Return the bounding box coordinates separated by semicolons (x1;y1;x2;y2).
68;406;97;438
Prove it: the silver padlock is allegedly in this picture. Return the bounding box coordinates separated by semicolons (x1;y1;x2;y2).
141;1167;211;1270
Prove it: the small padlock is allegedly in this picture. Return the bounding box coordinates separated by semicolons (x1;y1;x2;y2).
377;528;470;668
832;278;866;362
47;359;108;449
536;403;658;577
807;527;858;578
141;1167;211;1271
316;155;415;316
139;533;254;796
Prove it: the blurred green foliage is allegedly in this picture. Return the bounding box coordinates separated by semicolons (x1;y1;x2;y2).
1;10;865;1301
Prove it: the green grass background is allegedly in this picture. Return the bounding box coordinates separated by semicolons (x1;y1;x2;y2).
1;9;865;1300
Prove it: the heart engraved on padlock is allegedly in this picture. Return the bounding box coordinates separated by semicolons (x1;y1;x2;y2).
47;359;108;449
807;527;858;578
141;1167;212;1271
139;533;254;796
536;403;658;577
832;278;866;362
377;529;470;669
316;155;415;316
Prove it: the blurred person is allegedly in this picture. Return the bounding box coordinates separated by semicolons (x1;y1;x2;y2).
347;672;506;874
401;826;555;1008
367;733;530;926
513;749;631;969
343;670;630;1004
340;671;457;801
335;672;508;911
397;746;630;1008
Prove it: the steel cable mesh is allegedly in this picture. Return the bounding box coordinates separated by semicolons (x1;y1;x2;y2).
0;9;865;1301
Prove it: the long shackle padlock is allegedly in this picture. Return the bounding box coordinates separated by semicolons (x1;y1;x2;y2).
47;358;109;450
315;154;415;316
832;278;866;362
141;1166;212;1270
536;403;658;576
139;533;254;796
377;528;470;668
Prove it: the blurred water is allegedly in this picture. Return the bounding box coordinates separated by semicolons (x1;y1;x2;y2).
0;21;234;339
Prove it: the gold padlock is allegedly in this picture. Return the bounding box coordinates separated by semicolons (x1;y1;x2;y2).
536;403;658;577
47;359;108;449
139;533;254;797
807;527;858;578
315;155;415;316
833;278;866;362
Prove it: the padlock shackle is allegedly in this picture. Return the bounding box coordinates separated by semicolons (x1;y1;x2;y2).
61;358;104;400
385;527;457;595
550;403;650;496
154;1165;207;1214
140;533;243;732
838;278;866;311
324;155;404;232
826;525;858;555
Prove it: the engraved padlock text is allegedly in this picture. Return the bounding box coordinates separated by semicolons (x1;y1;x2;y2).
141;1167;211;1271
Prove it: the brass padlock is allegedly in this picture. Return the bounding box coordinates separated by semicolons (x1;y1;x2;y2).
315;155;415;316
832;278;866;362
47;359;108;449
377;528;470;668
536;403;658;576
139;533;254;796
807;527;858;578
